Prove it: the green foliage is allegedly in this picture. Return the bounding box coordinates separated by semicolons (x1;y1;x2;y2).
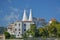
22;33;28;38
55;24;60;37
30;24;37;37
4;32;15;39
47;26;57;37
38;27;49;38
4;32;10;39
10;35;15;39
22;19;60;38
26;29;31;37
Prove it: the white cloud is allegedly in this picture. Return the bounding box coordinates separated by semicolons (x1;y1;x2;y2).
3;7;24;25
10;7;19;12
4;12;19;24
4;7;20;24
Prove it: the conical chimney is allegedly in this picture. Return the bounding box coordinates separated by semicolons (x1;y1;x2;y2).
22;9;28;21
29;9;33;21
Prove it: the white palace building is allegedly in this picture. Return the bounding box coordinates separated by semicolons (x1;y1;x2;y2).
7;9;46;38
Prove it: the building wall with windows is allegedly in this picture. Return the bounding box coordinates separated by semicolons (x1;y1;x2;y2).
7;21;34;38
14;21;23;38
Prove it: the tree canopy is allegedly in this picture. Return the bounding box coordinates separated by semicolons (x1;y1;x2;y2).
25;19;60;38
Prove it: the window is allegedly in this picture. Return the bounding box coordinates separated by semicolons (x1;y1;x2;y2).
19;29;20;31
19;32;20;34
18;35;19;36
24;29;26;31
24;24;26;26
19;24;20;26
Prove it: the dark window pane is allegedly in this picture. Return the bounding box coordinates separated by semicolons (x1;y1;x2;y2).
24;29;26;31
19;24;20;26
19;29;20;31
24;24;26;26
19;32;20;34
18;35;19;36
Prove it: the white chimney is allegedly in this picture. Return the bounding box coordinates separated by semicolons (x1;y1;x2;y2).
22;9;28;21
29;9;33;21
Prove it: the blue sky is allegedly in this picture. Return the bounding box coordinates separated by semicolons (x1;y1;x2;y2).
0;0;60;27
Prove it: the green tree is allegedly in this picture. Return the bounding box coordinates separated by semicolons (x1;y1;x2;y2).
38;28;44;37
4;32;10;39
47;19;59;37
47;25;57;37
26;29;31;37
55;24;60;37
30;24;37;37
10;35;15;39
38;27;49;38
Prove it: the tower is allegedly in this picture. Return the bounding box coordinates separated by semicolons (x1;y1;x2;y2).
22;9;28;21
29;9;33;21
